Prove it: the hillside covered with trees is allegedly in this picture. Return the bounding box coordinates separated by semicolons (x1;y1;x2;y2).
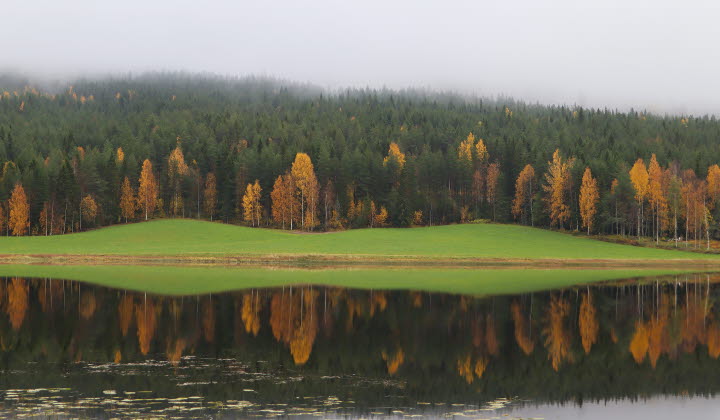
2;73;720;246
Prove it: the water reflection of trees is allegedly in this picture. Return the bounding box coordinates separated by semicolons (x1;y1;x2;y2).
3;275;720;402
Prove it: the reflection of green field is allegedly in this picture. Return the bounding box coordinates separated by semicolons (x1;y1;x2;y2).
0;264;700;295
1;219;717;260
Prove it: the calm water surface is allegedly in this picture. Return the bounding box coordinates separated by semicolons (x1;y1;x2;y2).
1;274;720;418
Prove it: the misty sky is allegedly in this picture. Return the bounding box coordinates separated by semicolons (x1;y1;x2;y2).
3;0;720;115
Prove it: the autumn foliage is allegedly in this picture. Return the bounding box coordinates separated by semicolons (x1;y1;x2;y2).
8;183;29;236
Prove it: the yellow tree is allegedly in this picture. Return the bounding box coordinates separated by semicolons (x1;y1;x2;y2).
457;132;475;163
80;194;98;229
373;204;389;227
629;158;649;237
116;147;125;163
579;167;599;234
707;164;720;207
203;172;217;221
543;149;575;229
167;144;189;216
271;174;300;229
512;164;535;225
383;142;406;170
648;154;667;243
119;176;136;222
486;162;501;221
138;159;159;220
475;138;489;163
666;167;683;246
242;180;262;227
290;153;319;230
8;183;29;236
271;175;288;228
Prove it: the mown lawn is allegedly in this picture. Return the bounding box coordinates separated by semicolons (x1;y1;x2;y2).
0;219;716;260
0;264;697;295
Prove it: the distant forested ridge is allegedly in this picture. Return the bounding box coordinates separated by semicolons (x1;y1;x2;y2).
1;72;720;243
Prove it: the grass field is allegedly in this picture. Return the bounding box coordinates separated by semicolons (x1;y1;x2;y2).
0;219;717;261
0;264;698;295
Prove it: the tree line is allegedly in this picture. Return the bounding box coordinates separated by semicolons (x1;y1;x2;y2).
2;74;720;245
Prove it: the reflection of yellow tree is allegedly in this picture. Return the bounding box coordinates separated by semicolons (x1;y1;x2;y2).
79;291;97;320
135;297;158;355
118;295;134;337
457;352;489;384
241;292;262;336
486;315;500;356
578;292;599;354
369;292;387;316
629;321;650;364
166;337;187;366
7;278;28;330
474;356;489;378
708;321;720;358
457;353;474;384
681;294;707;354
410;292;423;308
381;348;405;375
648;295;670;368
543;294;572;371
270;288;319;365
511;301;534;355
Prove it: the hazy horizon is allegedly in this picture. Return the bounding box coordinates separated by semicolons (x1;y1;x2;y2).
3;0;720;116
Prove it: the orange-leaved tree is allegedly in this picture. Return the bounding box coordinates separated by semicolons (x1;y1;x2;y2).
138;159;159;220
80;194;98;229
579;167;599;234
486;162;501;221
629;158;649;237
167;144;189;216
8;183;29;236
543;149;575;229
647;154;667;243
242;180;262;227
290;153;319;230
119;176;136;222
707;164;720;207
512;164;535;225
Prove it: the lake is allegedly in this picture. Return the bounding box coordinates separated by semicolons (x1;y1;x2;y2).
1;273;720;418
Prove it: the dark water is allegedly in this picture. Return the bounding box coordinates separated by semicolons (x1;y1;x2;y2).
2;274;720;418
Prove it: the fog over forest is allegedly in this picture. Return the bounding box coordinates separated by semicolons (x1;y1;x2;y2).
2;0;720;116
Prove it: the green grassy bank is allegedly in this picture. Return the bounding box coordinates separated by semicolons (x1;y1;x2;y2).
0;219;716;261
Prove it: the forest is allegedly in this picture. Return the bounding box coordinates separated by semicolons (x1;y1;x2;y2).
2;73;720;244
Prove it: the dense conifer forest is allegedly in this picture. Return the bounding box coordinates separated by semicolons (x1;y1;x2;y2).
2;73;720;242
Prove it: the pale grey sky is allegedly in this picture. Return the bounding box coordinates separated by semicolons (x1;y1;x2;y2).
2;0;719;115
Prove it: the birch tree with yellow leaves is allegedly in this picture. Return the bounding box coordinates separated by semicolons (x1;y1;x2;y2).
579;167;599;235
